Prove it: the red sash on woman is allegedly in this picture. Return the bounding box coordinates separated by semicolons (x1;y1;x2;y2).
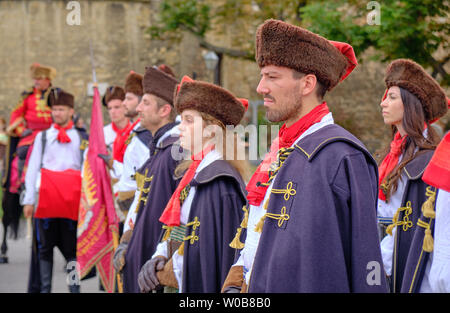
35;168;82;221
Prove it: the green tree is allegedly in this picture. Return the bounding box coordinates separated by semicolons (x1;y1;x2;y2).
149;0;449;84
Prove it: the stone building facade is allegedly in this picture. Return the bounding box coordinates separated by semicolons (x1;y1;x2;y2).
0;0;448;155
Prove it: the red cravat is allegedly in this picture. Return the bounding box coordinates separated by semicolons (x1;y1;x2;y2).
246;102;330;206
112;119;139;163
54;120;74;143
159;145;214;226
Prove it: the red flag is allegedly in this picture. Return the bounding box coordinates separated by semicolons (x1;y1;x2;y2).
76;86;119;292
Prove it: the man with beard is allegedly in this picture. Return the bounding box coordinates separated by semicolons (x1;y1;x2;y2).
116;65;180;293
222;19;387;292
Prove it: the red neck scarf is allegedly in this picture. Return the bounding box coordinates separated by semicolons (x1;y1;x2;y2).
246;102;330;206
159;145;215;226
54;120;74;143
378;132;407;201
113;118;139;163
111;121;129;135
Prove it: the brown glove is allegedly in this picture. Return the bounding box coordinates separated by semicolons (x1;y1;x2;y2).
221;265;244;293
156;258;178;289
112;230;133;273
138;256;167;293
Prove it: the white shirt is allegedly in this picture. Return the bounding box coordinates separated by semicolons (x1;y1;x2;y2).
233;112;335;286
116;122;149;193
377;157;406;277
22;125;82;206
103;123;116;153
123;125;180;233
152;149;223;292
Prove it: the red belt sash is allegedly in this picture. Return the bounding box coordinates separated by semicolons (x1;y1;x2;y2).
35;168;82;221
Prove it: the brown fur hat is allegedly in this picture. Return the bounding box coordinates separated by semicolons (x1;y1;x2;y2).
30;63;56;81
385;59;448;122
157;64;176;78
174;79;246;126
255;19;351;91
142;66;179;105
102;86;125;107
124;71;143;97
48;88;74;108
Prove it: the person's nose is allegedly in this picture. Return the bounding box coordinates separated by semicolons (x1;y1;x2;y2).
256;77;269;95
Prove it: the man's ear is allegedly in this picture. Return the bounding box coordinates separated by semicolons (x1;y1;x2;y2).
301;74;318;97
159;103;172;118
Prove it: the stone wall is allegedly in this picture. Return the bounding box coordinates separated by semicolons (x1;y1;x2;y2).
0;0;448;155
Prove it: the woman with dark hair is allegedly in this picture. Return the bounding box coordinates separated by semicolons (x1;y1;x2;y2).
377;59;448;293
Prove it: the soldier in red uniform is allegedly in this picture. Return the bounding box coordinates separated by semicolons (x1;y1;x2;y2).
1;63;56;264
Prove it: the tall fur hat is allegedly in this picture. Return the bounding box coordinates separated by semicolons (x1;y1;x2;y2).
384;59;448;122
102;86;125;107
174;76;248;126
48;88;74;108
142;66;179;105
157;64;176;78
30;63;56;81
124;71;143;97
255;19;357;91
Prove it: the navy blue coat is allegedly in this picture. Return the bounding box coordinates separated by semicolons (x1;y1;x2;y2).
390;150;436;293
247;124;388;292
123;130;181;293
182;160;247;293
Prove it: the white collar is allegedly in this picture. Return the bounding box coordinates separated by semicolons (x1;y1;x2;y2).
293;112;334;146
195;149;223;175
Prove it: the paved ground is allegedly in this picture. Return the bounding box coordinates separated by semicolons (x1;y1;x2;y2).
0;219;101;293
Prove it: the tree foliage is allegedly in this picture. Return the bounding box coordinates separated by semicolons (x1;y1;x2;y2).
149;0;449;84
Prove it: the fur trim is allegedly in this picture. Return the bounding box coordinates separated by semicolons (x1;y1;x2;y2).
158;64;176;78
174;81;245;126
142;66;179;105
124;71;143;97
102;86;125;107
385;59;448;122
48;88;74;108
255;19;349;90
30;63;56;80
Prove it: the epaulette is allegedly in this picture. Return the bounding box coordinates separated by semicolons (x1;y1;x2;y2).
20;88;34;98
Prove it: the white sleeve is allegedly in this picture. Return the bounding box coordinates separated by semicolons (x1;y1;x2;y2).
123;190;140;233
110;160;123;181
429;190;450;292
172;249;184;292
21;132;43;206
117;140;139;193
152;241;168;259
233;252;244;267
380;229;396;277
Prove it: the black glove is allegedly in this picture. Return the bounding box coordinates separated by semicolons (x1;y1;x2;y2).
113;242;128;273
117;198;134;213
98;153;113;169
222;286;242;293
138;256;167;293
